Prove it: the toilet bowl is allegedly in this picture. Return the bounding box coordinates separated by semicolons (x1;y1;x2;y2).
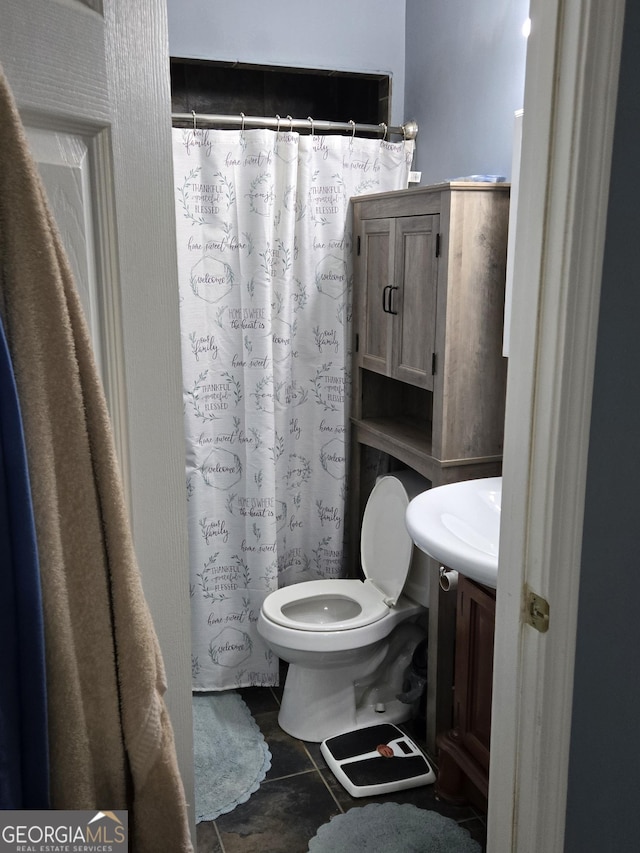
257;471;431;742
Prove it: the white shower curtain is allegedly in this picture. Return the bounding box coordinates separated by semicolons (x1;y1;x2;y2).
172;127;414;690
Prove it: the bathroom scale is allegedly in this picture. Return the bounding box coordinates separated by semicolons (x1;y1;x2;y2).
320;723;436;797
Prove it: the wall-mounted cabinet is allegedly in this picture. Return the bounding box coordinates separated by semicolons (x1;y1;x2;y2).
352;181;510;484
350;182;509;751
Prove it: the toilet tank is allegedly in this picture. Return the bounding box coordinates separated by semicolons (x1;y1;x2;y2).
376;470;431;608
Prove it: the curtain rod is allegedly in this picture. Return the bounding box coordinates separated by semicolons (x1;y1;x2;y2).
171;111;418;140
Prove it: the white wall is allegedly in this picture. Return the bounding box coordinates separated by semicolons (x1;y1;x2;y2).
404;0;529;184
167;0;407;126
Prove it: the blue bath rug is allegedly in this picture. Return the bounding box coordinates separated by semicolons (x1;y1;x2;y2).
307;802;481;852
193;691;272;823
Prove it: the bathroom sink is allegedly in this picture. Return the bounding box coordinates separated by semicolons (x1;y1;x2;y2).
405;477;501;589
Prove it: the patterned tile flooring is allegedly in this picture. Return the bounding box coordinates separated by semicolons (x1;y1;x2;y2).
195;678;487;853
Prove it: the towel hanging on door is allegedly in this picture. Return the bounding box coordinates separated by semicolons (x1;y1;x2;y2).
0;65;192;853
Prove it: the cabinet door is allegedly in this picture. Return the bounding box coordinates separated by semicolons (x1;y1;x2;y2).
358;217;394;376
454;576;496;773
393;215;439;389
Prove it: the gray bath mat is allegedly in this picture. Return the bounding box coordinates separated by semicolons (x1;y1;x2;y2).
193;691;272;823
307;802;481;852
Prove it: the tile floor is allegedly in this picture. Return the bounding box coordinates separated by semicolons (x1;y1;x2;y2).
195;676;487;853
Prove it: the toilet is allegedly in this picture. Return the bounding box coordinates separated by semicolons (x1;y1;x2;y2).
257;470;431;742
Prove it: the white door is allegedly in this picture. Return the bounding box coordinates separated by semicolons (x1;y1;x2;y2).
0;0;194;829
489;0;625;850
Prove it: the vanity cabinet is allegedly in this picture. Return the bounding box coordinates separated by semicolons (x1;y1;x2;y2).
349;182;509;753
435;574;496;812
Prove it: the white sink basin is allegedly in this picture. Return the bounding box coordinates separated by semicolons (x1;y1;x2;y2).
405;477;501;589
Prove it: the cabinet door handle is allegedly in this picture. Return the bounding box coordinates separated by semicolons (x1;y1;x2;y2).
388;285;398;315
382;285;391;313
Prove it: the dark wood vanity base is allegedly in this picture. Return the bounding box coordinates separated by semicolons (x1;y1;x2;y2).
435;574;496;813
436;729;489;812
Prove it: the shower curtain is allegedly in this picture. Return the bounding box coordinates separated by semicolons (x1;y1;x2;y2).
172;127;414;690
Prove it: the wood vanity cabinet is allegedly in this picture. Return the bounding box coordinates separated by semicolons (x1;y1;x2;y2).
349;182;509;753
436;575;496;812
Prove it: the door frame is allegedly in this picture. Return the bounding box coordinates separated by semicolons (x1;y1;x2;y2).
489;0;625;849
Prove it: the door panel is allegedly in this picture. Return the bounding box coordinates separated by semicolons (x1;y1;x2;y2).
0;0;194;829
394;214;438;389
25;127;107;399
360;217;393;374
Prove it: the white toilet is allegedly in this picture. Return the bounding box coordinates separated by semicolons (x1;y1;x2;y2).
257;470;431;742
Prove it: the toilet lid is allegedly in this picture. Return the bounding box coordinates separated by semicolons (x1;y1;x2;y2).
360;475;414;606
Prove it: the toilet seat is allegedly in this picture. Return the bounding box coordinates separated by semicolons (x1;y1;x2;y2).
261;578;390;631
261;476;415;632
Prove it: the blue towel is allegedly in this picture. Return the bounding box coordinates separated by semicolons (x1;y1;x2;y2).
0;315;49;808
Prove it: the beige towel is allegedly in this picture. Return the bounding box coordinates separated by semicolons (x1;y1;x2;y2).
0;67;192;852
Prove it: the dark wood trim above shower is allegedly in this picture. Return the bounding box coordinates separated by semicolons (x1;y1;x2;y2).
170;58;390;135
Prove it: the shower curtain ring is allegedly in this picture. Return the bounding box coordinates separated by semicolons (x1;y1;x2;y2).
349;119;356;139
308;116;315;135
287;115;294;132
380;122;388;141
192;110;197;130
240;111;246;134
276;114;281;133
